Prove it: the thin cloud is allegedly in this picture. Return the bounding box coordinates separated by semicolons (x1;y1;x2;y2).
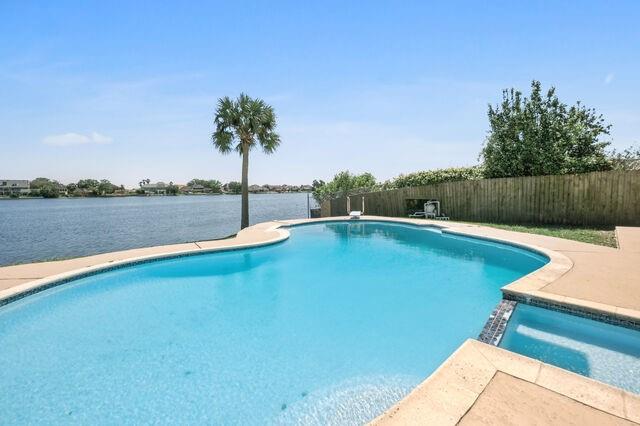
604;73;615;85
42;132;113;146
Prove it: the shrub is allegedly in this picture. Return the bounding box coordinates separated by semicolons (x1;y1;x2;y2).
312;171;377;204
389;166;484;189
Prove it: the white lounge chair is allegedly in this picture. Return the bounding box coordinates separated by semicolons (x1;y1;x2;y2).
409;202;438;219
349;210;362;219
409;201;450;220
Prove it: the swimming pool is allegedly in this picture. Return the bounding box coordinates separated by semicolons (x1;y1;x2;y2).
500;303;640;393
0;221;547;424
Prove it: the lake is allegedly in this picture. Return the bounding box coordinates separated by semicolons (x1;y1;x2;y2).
0;193;314;266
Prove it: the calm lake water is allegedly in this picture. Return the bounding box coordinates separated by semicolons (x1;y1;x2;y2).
0;193;313;266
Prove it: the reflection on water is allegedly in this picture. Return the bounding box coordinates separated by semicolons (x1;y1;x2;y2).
146;247;280;279
321;221;548;273
504;325;591;375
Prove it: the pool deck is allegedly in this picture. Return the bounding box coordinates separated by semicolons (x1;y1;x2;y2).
372;340;640;425
1;216;639;424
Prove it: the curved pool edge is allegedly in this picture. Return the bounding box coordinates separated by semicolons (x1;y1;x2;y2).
2;216;638;326
0;222;291;307
2;216;636;323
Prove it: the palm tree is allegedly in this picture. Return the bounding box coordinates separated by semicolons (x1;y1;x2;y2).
212;93;280;229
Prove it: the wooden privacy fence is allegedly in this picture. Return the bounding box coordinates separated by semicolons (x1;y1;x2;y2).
321;170;640;226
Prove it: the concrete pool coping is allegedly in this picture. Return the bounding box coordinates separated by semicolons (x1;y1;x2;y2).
1;216;640;424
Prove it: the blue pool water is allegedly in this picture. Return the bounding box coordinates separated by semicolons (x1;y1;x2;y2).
500;304;640;393
0;221;547;424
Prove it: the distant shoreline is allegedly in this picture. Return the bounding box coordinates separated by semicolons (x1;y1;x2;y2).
0;192;312;200
0;192;312;266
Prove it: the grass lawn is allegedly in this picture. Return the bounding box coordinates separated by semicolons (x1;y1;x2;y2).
470;222;618;248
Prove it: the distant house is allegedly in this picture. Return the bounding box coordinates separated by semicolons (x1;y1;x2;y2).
56;182;68;196
222;183;240;193
267;184;283;192
140;182;167;195
192;184;208;193
217;183;313;194
248;184;268;193
183;184;210;194
0;180;30;196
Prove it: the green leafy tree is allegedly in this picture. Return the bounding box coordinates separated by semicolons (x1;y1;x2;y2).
163;181;178;196
312;171;377;205
30;177;54;190
212;93;281;229
97;179;116;196
29;178;61;198
187;179;223;193
77;179;100;191
206;180;222;193
226;181;242;194
481;80;612;178
38;184;60;198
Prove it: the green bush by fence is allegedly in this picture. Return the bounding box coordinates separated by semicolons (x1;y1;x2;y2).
391;166;484;189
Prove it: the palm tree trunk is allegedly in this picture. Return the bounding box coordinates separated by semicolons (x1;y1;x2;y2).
241;143;250;229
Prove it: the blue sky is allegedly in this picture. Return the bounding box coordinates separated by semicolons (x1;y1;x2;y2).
1;1;638;187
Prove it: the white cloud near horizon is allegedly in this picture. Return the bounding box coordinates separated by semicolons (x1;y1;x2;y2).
42;132;113;146
604;73;615;85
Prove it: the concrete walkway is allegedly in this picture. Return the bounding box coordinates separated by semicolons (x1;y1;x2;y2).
618;226;640;252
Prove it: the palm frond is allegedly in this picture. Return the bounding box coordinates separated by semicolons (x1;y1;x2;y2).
212;93;281;156
212;129;234;154
259;131;281;154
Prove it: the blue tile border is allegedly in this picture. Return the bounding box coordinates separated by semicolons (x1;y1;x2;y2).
503;293;640;331
478;299;517;346
478;294;640;349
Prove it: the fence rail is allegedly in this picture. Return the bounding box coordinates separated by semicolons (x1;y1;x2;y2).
321;170;640;226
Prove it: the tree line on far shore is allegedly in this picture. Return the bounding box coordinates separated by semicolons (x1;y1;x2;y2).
10;177;306;199
312;80;640;204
